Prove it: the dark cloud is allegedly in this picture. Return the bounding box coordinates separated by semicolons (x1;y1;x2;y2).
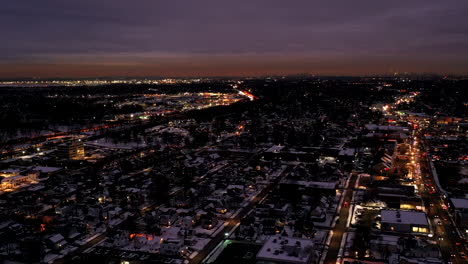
1;1;468;76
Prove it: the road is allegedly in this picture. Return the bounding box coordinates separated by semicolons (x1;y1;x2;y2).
190;165;292;264
323;173;357;264
0;112;186;160
388;102;468;263
416;140;468;264
53;232;108;264
382;93;468;263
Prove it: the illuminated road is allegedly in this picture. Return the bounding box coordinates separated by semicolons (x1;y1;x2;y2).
323;173;357;264
190;165;292;264
416;138;468;264
54;133;267;264
385;93;468;263
0;113;186;159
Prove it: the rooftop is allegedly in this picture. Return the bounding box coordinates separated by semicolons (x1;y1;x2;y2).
451;198;468;209
30;166;62;173
281;179;336;190
256;235;314;264
381;210;429;226
266;145;285;153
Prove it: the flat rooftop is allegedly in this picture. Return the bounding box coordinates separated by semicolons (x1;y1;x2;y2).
256;235;314;264
281;179;336;190
266;145;285;153
451;198;468;209
381;210;429;226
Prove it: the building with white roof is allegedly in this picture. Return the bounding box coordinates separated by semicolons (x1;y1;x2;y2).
256;235;316;264
160;239;183;256
450;198;468;210
266;145;285;153
450;198;468;233
380;210;429;234
0;171;39;191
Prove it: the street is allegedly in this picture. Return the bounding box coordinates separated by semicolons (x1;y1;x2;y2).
190;165;293;264
323;173;357;264
417;144;467;264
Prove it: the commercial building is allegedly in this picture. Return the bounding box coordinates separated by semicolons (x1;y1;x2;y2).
0;171;39;190
256;235;316;264
56;140;85;160
450;198;468;233
380;210;429;234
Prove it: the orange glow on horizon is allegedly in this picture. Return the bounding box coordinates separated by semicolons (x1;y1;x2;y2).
1;55;467;78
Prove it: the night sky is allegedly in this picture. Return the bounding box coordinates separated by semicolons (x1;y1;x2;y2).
1;1;468;78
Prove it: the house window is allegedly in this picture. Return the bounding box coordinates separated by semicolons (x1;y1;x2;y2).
401;204;415;210
412;226;428;233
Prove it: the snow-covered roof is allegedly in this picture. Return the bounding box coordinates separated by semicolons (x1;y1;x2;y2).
381;210;429;226
227;184;244;190
451;198;468;209
256;235;314;264
308;181;336;190
282;179;336;190
371;234;400;247
365;124;408;131
30;166;62;173
266;145;285;153
49;234;65;243
339;148;355;156
0;168;22;174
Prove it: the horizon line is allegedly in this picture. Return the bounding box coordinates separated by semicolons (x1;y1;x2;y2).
1;72;467;82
